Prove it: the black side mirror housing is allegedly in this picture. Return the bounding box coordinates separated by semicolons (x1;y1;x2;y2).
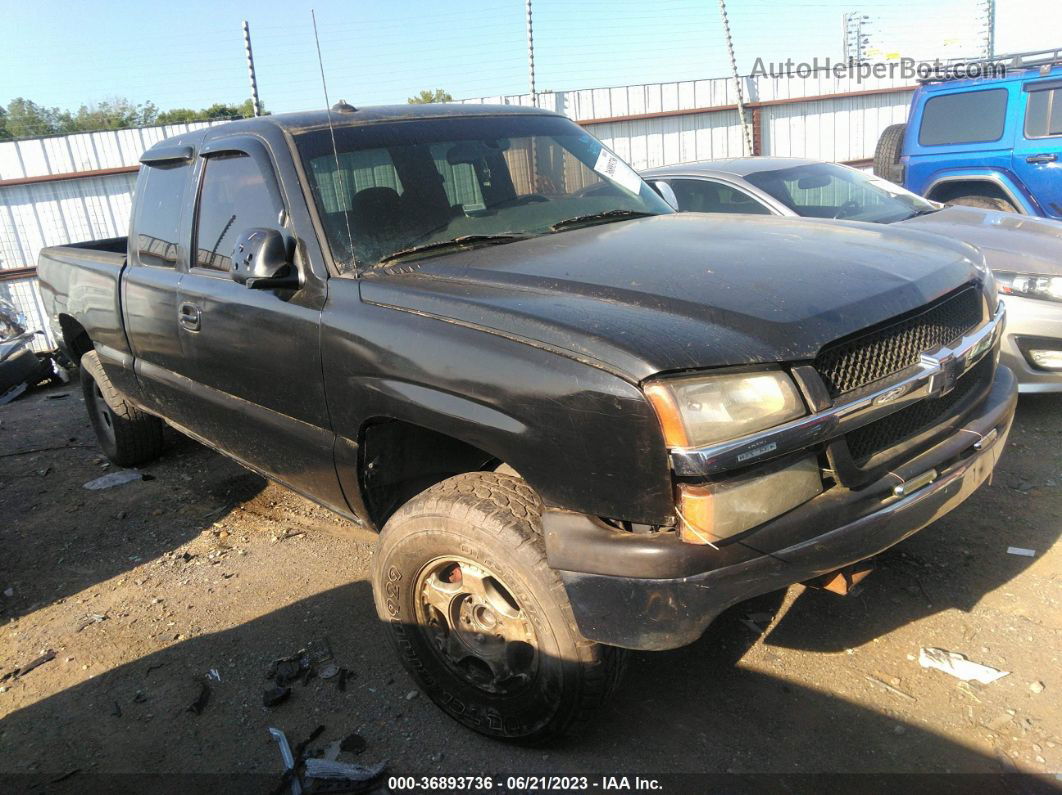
231;228;298;289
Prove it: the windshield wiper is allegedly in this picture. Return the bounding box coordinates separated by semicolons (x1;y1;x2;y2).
377;234;533;266
549;209;656;232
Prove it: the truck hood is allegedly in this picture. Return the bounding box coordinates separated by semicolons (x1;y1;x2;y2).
897;206;1062;277
360;214;987;382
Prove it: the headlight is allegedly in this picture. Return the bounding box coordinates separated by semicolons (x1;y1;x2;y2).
644;368;806;449
995;272;1062;303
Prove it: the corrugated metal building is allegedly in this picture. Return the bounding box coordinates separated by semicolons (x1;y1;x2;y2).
0;72;916;347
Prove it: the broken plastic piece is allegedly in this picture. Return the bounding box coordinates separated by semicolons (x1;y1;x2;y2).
268;727;303;795
918;647;1009;684
83;470;143;490
1006;546;1036;557
303;758;386;783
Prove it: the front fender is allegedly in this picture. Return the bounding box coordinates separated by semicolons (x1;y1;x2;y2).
322;287;674;526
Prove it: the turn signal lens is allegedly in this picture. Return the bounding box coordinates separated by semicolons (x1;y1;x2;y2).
676;456;823;545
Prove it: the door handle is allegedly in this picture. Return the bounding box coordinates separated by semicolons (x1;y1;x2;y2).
178;302;202;331
1026;153;1058;164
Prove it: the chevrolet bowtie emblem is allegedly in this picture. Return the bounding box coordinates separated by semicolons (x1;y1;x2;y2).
921;350;964;398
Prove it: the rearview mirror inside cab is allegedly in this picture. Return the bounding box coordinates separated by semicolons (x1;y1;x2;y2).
231;228;298;289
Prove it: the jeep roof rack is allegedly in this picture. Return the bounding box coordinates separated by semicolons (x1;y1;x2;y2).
919;47;1062;83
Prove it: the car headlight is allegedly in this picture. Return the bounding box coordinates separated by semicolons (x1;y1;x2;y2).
995;272;1062;303
644;368;807;449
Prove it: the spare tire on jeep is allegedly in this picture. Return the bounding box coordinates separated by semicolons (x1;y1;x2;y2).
873;123;906;184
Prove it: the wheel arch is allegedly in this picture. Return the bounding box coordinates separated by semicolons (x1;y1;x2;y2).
57;313;93;363
924;174;1031;213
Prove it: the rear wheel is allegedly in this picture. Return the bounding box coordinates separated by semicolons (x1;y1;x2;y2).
80;351;164;467
945;194;1018;213
372;472;626;743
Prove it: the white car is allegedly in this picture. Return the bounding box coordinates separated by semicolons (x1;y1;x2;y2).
642;157;1062;393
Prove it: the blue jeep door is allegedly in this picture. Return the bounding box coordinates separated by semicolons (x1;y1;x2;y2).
1014;76;1062;219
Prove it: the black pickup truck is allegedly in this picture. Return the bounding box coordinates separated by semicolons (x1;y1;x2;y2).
38;103;1016;741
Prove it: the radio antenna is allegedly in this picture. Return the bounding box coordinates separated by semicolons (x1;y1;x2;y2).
312;9;357;273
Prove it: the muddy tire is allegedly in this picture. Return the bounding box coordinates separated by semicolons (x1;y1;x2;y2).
372;472;626;743
80;350;164;467
945;194;1018;213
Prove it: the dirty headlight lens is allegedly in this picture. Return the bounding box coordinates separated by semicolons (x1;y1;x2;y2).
995;272;1062;303
644;369;806;448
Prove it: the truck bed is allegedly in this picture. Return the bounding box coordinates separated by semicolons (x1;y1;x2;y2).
37;237;129;363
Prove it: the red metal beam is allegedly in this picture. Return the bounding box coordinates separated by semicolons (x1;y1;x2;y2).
0;165;139;189
0;266;37;282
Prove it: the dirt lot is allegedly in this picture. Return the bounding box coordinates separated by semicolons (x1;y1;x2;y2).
1;382;1060;786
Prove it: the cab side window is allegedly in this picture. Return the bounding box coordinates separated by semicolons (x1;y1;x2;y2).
669;178;772;215
133;161;191;267
194;153;284;272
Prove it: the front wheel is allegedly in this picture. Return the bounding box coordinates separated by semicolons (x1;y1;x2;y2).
372;473;626;743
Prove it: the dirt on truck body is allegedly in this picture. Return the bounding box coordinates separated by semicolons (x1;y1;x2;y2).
36;102;1016;741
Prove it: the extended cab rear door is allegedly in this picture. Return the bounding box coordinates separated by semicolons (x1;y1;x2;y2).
122;146;194;415
171;134;345;510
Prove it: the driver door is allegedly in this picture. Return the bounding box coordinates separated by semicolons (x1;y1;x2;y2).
172;139;343;507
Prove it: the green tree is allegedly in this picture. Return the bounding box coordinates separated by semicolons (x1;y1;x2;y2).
0;106;11;141
407;89;454;104
4;97;67;138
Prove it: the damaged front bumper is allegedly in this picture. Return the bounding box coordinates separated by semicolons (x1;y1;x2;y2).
544;364;1017;651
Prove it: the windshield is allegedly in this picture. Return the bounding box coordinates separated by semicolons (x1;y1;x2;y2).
294;114;671;270
743;162;939;224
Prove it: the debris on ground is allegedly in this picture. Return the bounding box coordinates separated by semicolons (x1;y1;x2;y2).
83;470;144;490
1006;546;1036;557
187;679;211;715
319;663;339;680
864;675;916;702
405;690;419;701
263;686;291;708
75;613;108;632
267;727;301;795
207;668;222;683
1;649;56;682
918;647;1009;684
304;758;387;784
1029;681;1045;694
111;701;122;718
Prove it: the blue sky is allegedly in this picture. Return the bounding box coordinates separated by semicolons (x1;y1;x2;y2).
0;0;1057;115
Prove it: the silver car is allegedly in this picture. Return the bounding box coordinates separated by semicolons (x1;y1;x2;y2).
642;157;1062;393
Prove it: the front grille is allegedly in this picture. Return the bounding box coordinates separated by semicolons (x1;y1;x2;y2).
815;287;983;397
844;354;994;464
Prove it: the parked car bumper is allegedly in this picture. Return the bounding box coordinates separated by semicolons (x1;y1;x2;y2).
997;295;1062;393
544;364;1017;651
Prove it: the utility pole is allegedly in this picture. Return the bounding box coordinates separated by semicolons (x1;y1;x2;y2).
525;0;537;107
983;0;996;57
718;0;753;156
843;12;871;63
242;20;262;117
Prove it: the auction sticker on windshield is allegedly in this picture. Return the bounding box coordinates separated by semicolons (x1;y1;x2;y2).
593;148;643;195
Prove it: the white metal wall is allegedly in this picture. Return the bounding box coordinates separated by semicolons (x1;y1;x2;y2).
1;75;916;349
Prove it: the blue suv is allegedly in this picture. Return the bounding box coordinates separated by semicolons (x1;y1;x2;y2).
874;49;1062;219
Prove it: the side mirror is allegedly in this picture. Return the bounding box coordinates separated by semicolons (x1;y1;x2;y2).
231;228;298;289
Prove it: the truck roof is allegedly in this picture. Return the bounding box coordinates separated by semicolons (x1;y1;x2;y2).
141;103;561;157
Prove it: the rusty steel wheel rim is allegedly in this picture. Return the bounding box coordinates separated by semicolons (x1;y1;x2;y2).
414;556;539;695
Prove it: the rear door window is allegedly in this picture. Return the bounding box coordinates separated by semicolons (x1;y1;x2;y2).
133;161;190;267
918;88;1009;146
194;153;285;273
668;178;772;215
1025;86;1062;138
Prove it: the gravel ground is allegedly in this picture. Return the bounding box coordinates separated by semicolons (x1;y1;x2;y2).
0;382;1059;787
